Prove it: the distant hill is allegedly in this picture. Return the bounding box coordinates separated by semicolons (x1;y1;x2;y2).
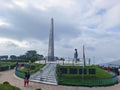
100;59;120;67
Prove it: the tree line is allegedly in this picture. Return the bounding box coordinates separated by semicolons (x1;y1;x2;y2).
0;50;65;62
0;50;44;62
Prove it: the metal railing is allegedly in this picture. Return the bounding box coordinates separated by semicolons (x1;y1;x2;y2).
58;76;118;86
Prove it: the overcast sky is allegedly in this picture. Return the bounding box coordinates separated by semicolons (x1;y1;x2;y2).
0;0;120;64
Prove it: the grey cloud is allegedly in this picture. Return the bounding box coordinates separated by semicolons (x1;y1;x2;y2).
0;6;81;42
0;41;18;48
5;42;18;47
86;46;95;51
55;24;81;40
0;8;49;40
81;29;116;39
62;44;73;49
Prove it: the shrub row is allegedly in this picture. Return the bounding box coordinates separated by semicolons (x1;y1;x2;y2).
0;64;15;71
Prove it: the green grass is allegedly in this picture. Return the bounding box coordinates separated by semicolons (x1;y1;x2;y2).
0;62;16;71
57;65;112;78
20;63;45;75
57;65;115;86
0;82;21;90
0;62;16;66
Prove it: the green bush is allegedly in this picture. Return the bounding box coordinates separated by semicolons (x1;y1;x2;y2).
3;81;10;85
0;66;8;71
36;88;42;90
0;62;16;71
0;82;21;90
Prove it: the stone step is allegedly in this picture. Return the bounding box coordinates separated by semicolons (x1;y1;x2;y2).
30;63;57;85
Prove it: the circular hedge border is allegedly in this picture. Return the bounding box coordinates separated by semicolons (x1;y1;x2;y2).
15;70;119;87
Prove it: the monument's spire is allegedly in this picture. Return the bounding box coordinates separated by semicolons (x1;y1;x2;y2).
48;18;54;61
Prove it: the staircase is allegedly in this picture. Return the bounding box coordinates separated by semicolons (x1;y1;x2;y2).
30;63;57;85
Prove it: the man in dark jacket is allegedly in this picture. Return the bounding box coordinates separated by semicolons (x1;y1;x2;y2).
24;71;30;87
26;71;30;85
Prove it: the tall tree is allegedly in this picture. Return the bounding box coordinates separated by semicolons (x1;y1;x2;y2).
10;55;17;60
25;50;37;62
0;55;8;60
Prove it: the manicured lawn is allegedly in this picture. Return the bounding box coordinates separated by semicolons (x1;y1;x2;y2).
57;65;112;78
57;65;114;86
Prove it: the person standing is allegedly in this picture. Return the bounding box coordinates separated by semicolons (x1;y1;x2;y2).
24;71;30;87
74;49;78;63
26;71;30;86
15;62;18;70
24;72;27;87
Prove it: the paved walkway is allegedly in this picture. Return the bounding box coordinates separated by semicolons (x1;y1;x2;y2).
0;69;120;90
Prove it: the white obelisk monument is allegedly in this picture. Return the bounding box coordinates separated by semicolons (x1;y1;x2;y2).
48;18;54;61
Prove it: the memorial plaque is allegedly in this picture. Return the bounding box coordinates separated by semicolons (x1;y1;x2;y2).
79;68;87;74
89;68;96;74
69;68;77;74
59;68;68;74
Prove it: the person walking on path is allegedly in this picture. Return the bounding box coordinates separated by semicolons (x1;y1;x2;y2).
26;71;30;86
24;71;30;87
24;72;27;87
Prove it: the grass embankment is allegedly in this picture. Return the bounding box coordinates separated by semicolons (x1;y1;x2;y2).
0;62;16;66
57;65;113;86
57;65;112;78
0;62;16;71
20;63;45;75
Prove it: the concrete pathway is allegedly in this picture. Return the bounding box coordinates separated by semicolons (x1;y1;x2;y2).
0;70;120;90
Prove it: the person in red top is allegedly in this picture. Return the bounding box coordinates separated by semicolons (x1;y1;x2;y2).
107;66;110;72
102;65;104;69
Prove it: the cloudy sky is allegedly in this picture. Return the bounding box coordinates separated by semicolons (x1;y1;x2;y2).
0;0;120;64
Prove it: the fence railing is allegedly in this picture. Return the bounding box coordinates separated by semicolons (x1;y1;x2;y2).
15;70;25;79
58;76;118;86
80;76;118;86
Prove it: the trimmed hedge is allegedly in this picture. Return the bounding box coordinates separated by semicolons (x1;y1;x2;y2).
0;65;15;71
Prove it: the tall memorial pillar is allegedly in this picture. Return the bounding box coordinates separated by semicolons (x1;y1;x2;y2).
48;18;54;61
